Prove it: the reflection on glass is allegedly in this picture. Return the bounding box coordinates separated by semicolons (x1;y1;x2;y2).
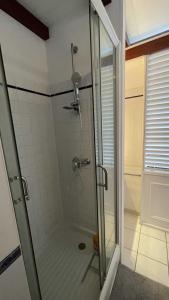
100;21;117;270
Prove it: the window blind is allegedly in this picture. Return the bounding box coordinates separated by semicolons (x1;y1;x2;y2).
145;49;169;171
101;65;114;165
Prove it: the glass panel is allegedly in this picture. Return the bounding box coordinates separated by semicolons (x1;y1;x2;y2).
1;2;118;298
0;48;41;299
90;3;117;278
99;21;117;271
90;5;106;285
2;3;100;300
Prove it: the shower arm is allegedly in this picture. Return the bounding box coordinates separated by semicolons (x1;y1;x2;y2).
71;43;76;74
71;43;80;103
63;44;81;113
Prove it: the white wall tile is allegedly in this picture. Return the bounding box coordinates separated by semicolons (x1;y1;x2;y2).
0;141;20;261
52;88;97;233
9;89;63;254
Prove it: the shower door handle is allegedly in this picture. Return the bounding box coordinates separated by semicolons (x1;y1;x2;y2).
97;165;108;191
21;176;30;201
15;176;30;201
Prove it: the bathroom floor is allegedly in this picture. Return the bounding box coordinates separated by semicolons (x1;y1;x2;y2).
110;264;169;300
37;226;100;300
123;211;169;287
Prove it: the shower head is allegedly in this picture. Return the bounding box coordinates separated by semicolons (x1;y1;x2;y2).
71;72;81;86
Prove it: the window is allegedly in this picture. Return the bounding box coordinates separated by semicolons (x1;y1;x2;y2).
126;0;169;45
144;48;169;171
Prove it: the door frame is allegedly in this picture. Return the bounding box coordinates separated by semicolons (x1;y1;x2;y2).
90;0;123;298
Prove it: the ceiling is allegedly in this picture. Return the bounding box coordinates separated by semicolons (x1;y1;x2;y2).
5;0;169;46
18;0;87;27
126;0;169;45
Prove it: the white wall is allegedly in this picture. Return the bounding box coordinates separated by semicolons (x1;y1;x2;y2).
46;3;98;234
0;11;49;93
0;140;31;300
0;9;62;296
0;9;63;253
124;57;145;213
47;0;125;235
0;140;19;260
9;88;63;253
125;56;145;97
0;2;125;298
142;172;169;230
52;88;97;233
0;257;31;300
46;5;91;93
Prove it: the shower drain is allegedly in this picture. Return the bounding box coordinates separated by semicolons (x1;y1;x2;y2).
78;243;86;250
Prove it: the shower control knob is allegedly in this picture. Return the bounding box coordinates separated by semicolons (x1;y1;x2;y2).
72;157;90;171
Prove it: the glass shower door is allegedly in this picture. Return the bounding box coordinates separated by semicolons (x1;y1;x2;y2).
0;46;41;300
90;2;119;284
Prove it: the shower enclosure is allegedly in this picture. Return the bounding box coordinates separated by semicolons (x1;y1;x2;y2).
0;1;120;299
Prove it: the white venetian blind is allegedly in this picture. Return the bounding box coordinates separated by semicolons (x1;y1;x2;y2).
101;64;114;165
145;48;169;171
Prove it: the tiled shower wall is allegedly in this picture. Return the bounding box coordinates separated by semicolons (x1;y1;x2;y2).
9;88;63;254
8;84;98;249
52;87;98;233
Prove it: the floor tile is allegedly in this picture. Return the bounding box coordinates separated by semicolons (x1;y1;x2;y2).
124;212;141;233
124;228;140;252
141;225;166;241
138;234;167;264
136;254;169;287
122;248;137;271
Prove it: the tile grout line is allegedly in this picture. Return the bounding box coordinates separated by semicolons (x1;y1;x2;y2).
124;246;168;267
134;223;142;272
124;213;169;286
140;232;166;242
137;252;168;266
165;232;169;279
124;225;166;242
137;222;168;267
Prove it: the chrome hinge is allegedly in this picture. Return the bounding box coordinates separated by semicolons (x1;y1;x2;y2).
13;198;22;205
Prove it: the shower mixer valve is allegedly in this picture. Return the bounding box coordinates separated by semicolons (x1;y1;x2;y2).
72;157;90;171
